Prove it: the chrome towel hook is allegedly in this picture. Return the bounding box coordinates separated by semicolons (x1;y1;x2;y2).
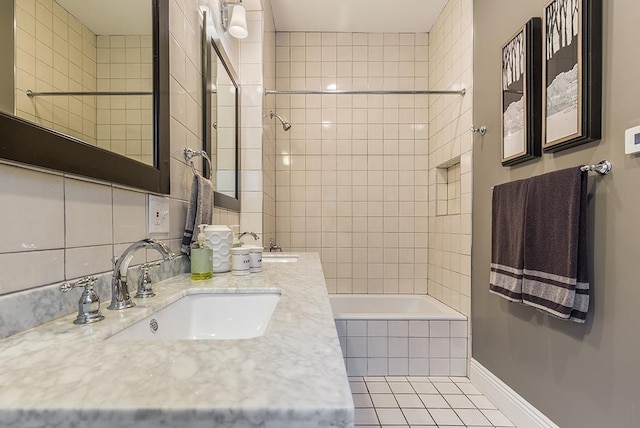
471;126;487;136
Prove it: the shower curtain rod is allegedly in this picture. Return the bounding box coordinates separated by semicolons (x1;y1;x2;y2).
265;89;466;96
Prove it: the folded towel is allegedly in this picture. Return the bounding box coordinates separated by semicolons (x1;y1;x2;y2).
522;167;589;323
181;172;213;255
489;179;529;302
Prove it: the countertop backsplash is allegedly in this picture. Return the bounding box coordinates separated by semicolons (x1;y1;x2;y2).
0;255;188;340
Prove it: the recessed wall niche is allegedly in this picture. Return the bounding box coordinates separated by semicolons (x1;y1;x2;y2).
436;157;461;216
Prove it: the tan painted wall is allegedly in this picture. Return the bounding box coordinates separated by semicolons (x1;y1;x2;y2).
472;1;640;427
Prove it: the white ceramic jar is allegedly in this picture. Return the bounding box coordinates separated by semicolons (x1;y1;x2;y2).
204;225;233;273
247;246;263;273
231;247;251;276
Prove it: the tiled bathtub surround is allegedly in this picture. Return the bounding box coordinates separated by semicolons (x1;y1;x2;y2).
337;319;468;377
96;35;154;166
427;0;474;317
274;32;430;294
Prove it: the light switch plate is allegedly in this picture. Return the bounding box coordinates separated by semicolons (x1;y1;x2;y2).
148;195;170;234
625;124;640;155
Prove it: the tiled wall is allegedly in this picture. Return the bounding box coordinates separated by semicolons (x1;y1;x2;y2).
14;0;98;144
427;0;473;317
336;319;468;377
214;63;237;194
96;35;154;166
237;11;266;243
0;0;243;329
262;0;276;247
274;32;430;294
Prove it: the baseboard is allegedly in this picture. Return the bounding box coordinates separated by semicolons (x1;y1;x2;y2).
470;359;560;428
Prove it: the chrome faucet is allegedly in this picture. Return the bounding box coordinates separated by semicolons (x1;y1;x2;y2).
108;239;175;310
237;231;259;245
269;238;282;252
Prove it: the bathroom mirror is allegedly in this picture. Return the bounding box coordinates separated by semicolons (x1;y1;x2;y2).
0;0;169;194
202;14;240;211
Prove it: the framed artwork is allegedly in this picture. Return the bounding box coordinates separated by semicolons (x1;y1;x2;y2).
542;0;602;152
501;18;542;166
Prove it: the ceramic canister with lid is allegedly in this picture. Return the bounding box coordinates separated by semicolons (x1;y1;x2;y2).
246;245;263;273
203;225;233;273
230;247;251;275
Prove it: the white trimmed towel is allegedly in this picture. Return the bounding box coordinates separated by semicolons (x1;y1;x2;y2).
489;178;529;302
521;167;589;323
181;171;213;256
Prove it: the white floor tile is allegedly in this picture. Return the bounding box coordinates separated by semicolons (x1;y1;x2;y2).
429;408;464;426
367;382;392;393
482;408;515;426
395;393;425;408
350;381;368;393
428;376;452;383
370;394;398;408
354;408;379;425
402;408;435;425
353;376;510;428
376;408;406;425
419;394;450;408
443;394;475;409
434;382;463;395
385;376;408;382
468;395;497;409
406;376;430;382
411;382;439;394
455;408;493;426
450;376;471;383
457;382;481;395
353;393;373;408
389;382;415;394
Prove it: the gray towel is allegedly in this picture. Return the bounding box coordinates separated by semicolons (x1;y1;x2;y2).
181;172;213;255
489;179;529;302
521;168;589;323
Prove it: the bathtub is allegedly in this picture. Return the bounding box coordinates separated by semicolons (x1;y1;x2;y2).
329;294;468;377
329;294;466;321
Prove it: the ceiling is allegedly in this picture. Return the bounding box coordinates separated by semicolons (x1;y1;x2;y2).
269;0;448;33
56;0;151;35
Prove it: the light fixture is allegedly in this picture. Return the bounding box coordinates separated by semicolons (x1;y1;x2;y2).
220;0;248;39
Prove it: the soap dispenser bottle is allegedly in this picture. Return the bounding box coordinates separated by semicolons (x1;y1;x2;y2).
191;224;213;280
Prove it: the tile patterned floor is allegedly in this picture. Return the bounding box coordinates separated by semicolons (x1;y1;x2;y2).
350;376;515;428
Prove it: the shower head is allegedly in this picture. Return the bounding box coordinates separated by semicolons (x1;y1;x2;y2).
270;111;292;131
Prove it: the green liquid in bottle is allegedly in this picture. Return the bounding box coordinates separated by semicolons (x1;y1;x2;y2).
190;247;213;280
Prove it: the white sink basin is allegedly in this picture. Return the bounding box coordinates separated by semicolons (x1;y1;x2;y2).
262;254;299;263
108;292;280;341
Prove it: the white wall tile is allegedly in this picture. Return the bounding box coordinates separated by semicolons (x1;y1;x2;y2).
0;250;64;295
346;336;367;357
0;164;64;254
64;178;113;248
112;188;147;244
65;244;113;279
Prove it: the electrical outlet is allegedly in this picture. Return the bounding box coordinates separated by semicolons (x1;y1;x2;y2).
148;195;170;234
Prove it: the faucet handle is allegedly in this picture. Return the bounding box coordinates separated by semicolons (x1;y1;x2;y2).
60;276;97;293
60;276;105;325
135;261;162;299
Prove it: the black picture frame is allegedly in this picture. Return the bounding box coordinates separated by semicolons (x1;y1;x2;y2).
542;0;602;152
501;18;542;166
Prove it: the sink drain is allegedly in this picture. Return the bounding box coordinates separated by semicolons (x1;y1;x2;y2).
149;319;158;333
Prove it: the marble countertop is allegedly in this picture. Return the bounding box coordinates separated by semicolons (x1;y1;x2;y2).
0;253;354;428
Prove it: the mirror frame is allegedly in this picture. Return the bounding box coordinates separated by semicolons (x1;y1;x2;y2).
202;18;241;212
0;0;170;194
